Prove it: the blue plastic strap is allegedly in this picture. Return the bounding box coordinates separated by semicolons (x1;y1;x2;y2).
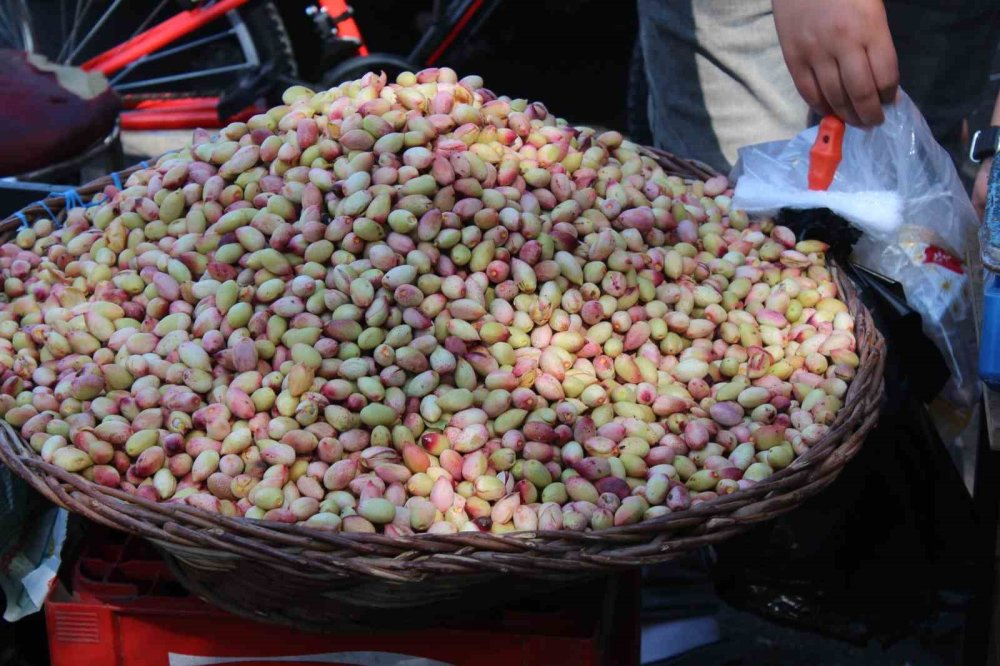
110;171;123;190
138;160;149;168
62;188;85;210
36;200;56;221
14;211;28;230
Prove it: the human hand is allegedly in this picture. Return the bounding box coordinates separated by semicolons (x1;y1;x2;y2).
974;158;992;221
772;0;899;127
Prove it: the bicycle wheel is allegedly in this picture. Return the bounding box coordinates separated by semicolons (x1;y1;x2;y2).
321;52;417;88
0;0;296;109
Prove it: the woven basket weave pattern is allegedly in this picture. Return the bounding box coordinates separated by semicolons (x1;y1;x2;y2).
0;149;886;626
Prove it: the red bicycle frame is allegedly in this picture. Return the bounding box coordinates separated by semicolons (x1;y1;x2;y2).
97;0;366;130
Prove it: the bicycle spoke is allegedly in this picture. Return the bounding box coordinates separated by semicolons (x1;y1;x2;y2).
65;0;123;64
3;0;32;52
113;62;255;92
110;27;238;85
130;0;171;40
57;0;92;63
16;0;31;52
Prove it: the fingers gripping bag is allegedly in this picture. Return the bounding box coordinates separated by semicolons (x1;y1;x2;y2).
731;90;980;485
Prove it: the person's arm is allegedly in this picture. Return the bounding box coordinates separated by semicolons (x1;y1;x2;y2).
772;0;899;127
973;91;1000;220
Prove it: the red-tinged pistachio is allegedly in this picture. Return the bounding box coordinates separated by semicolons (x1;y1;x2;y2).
595;476;631;500
709;401;745;427
751;424;785;451
452;423;489;452
801;423;829;445
490;493;520;524
666;485;691;511
683;420;710;451
323;459;357;490
461;449;488;482
259;441;295;467
513;505;538;531
224;387;255;419
565;476;599;503
135;446;166;478
537;503;563;531
374;462;411;484
614;496;646;526
427;520;457;535
206;472;235;500
92;465;121;488
438;449;463;480
430;476;454;512
574;456;611;481
188;492;223;514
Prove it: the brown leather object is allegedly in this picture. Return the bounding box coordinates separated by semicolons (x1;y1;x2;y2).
0;49;121;176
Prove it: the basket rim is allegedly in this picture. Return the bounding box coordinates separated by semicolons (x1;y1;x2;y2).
0;150;886;583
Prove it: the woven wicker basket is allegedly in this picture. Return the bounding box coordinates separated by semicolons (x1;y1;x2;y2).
0;148;885;630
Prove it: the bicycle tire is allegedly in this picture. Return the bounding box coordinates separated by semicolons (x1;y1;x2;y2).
321;53;418;88
147;0;299;97
231;1;299;86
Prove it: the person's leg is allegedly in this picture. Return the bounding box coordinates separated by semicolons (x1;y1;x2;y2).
886;0;1000;170
636;0;809;173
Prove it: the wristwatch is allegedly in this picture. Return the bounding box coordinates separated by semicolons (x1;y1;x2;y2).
970;126;1000;163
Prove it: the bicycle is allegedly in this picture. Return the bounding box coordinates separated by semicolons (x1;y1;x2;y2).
321;0;502;87
0;0;365;131
0;0;509;130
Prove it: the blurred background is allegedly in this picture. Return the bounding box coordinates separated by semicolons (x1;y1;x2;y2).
292;0;640;130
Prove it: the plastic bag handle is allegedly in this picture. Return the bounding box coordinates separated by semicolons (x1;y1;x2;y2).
808;115;845;191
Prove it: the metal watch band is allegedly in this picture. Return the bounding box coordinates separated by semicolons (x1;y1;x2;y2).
971;126;1000;163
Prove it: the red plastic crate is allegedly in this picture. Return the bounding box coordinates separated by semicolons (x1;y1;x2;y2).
46;531;639;666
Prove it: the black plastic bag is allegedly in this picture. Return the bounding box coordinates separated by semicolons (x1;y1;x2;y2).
711;211;978;644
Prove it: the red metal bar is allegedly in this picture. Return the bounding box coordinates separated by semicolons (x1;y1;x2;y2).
81;0;249;76
318;0;369;56
127;97;220;111
121;103;263;131
426;0;483;65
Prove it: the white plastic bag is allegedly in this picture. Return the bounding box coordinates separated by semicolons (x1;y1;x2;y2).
731;90;979;414
731;90;974;247
0;466;68;621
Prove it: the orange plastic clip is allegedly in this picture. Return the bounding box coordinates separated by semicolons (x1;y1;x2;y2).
808;115;845;191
